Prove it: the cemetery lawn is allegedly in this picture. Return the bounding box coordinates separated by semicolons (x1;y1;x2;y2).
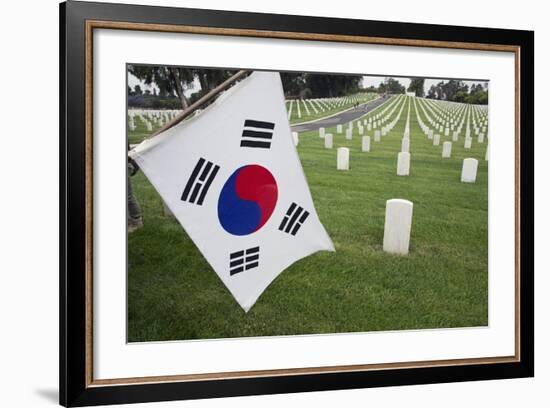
127;101;488;342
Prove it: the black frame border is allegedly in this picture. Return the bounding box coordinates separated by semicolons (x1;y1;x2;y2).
60;1;534;406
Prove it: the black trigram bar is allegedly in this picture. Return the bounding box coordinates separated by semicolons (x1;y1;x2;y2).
278;203;310;236
240;119;275;149
181;157;220;205
230;246;260;276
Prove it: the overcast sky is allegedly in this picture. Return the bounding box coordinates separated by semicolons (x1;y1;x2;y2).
128;72;488;97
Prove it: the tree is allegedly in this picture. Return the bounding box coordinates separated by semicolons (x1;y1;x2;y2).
426;80;468;101
379;78;405;94
128;65;238;109
133;84;142;95
440;79;468;101
280;73;363;98
454;90;469;103
465;83;489;105
280;72;307;97
408;78;425;97
470;83;484;94
128;65;194;109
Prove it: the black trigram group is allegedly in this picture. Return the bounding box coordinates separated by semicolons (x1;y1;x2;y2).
240;119;275;149
181;157;220;205
230;246;260;276
279;203;310;236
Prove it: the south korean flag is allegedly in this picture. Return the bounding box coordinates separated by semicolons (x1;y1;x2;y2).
130;71;335;312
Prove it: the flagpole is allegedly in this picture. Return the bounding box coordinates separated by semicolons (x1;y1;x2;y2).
149;70;251;138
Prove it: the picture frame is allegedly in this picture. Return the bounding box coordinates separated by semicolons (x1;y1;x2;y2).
60;0;534;406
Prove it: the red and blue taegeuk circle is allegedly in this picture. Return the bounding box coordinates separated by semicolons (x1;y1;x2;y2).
217;164;278;236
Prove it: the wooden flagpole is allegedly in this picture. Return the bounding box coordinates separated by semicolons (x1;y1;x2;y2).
149;69;251;138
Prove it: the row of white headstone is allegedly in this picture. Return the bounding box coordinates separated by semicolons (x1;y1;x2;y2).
128;109;183;133
336;146;480;184
418;98;488;145
286;93;376;120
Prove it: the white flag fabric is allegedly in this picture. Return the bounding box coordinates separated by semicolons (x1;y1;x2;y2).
130;71;335;312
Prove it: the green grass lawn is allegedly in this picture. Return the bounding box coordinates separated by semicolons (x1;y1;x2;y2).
127;96;488;342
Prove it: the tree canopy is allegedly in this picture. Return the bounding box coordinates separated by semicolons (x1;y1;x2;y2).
427;80;488;105
378;78;406;94
128;65;237;109
280;72;363;98
408;78;425;97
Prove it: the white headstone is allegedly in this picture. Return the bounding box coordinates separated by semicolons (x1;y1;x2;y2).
428;129;433;140
433;134;440;146
362;136;371;152
292;131;299;146
452;131;458;141
397;152;410;176
337;147;350;170
324;133;333;149
478;132;484;143
464;137;472;149
445;127;450;136
346;128;352;140
485;144;489;161
442;141;452;158
383;199;413;255
337;124;343;134
461;158;478;183
358;126;364;135
367;123;372;131
319;127;325;138
401;137;410;153
374;130;381;142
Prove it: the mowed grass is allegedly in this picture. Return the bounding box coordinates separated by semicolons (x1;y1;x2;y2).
127;97;488;342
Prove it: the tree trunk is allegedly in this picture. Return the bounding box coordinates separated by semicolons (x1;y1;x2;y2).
169;67;190;110
198;73;210;93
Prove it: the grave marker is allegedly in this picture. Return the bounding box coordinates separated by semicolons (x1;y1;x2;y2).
397;152;410;176
292;131;299;146
401;137;410;153
383;199;413;255
337;147;349;170
362;136;371;152
442;141;452;158
461;158;478;183
324;133;333;149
